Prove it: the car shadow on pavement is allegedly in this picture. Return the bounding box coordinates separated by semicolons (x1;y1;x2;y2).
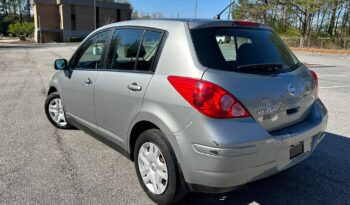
179;132;350;205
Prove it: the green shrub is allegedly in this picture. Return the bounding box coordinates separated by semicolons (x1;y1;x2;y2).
67;37;85;42
8;21;34;37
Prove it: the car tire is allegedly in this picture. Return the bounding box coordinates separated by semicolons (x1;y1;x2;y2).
45;92;72;129
134;129;188;205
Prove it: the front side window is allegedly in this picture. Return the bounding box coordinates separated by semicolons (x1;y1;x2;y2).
74;31;109;69
107;29;144;70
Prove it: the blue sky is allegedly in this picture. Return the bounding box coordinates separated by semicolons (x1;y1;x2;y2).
129;0;235;19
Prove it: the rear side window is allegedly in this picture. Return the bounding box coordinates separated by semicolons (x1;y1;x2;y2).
191;27;300;73
106;28;163;72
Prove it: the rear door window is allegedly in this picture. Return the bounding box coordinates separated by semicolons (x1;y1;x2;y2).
191;27;300;73
106;28;163;72
137;31;163;72
107;29;144;70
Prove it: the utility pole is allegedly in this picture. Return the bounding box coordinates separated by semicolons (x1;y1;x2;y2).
94;0;96;29
194;0;198;18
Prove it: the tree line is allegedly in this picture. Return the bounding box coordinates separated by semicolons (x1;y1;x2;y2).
0;0;33;36
233;0;350;47
132;10;164;19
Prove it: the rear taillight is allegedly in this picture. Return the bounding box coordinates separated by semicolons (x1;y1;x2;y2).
309;69;318;98
168;76;250;119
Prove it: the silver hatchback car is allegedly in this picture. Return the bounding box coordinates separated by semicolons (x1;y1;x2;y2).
45;19;328;204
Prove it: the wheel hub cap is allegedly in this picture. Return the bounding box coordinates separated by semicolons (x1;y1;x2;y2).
48;98;67;127
138;142;168;195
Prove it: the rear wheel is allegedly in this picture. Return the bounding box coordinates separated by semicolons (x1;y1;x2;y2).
134;129;188;205
45;92;71;129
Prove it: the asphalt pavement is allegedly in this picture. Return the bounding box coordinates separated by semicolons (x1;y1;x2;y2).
0;44;349;205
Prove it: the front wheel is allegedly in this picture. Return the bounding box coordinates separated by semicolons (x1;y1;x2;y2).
134;129;188;205
45;92;72;129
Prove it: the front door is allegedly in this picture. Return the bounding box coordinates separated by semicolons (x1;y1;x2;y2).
94;28;164;148
61;30;109;130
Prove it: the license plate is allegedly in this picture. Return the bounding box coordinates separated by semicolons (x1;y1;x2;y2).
290;142;304;159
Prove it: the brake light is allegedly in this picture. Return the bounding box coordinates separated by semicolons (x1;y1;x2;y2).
309;69;318;98
168;76;250;119
233;20;258;26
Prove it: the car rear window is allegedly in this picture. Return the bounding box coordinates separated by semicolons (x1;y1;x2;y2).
190;27;300;73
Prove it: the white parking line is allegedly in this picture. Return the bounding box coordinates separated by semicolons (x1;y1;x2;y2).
319;85;350;89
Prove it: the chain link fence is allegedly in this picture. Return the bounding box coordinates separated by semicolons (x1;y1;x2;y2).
281;37;350;49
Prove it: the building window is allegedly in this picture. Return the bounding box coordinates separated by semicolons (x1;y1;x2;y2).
70;5;76;31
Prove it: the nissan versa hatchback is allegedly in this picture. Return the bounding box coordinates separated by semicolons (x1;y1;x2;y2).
45;19;328;205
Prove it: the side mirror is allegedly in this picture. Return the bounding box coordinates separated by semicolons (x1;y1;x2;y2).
54;59;68;70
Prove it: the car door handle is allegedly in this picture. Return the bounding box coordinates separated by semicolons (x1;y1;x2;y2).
127;83;142;91
84;78;92;85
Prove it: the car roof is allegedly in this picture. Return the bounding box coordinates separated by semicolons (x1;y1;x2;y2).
97;18;270;31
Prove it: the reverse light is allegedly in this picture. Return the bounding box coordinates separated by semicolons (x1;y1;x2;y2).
168;76;250;119
309;69;318;98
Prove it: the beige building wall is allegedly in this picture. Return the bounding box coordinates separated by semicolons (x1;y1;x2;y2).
33;4;60;29
75;5;95;31
59;4;71;30
99;8;117;26
33;1;132;43
33;3;61;43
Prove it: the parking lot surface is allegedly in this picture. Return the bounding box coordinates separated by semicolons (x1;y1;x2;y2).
0;44;349;205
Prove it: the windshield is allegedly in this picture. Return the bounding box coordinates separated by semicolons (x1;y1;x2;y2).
190;27;300;73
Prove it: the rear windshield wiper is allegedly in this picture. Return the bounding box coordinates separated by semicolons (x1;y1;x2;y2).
236;63;283;74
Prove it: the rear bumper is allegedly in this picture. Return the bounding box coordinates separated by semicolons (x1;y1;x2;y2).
173;99;328;192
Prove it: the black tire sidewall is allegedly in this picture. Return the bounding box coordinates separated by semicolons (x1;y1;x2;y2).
134;129;179;205
44;92;71;129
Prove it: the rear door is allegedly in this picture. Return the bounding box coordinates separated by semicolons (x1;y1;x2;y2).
61;30;110;130
94;28;164;147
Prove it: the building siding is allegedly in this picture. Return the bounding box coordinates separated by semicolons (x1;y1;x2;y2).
33;0;131;43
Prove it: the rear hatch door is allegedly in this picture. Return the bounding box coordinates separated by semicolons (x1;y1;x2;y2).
202;67;315;131
191;25;316;131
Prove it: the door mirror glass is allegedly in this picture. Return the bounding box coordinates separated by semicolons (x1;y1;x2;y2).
54;59;68;70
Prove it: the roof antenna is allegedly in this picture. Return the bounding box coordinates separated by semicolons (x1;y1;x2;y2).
214;1;235;20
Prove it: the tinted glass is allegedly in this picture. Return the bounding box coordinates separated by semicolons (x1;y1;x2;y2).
75;31;108;69
107;29;143;70
137;31;163;71
191;27;300;73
